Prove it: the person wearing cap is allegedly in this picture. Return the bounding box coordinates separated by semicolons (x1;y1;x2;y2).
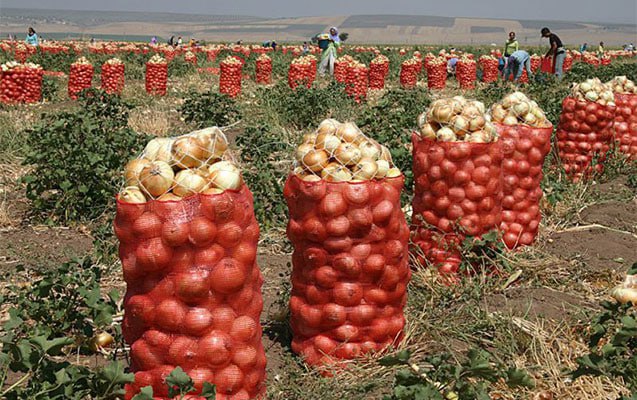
503;50;532;83
541;27;565;79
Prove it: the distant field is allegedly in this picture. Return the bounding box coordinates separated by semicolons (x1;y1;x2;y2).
1;8;635;45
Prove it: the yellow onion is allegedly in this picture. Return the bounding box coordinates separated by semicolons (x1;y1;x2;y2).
491;105;507;122
316;119;340;135
386;167;401;178
143;137;174;163
302;149;329;172
512;101;530;116
119;186;147;203
336;122;363;144
173;169;207;197
359;140;381;160
436;127;456;142
467;130;491;143
420;123;437;139
451;115;469;134
172;136;206;168
468;115;486;131
208;165;243;191
432;103;453;123
503;115;518;126
202;187;224;195
334;143;362;166
379;146;392;163
302;174;322;182
124;158;151;186
295;143;314;161
376;159;390;178
196;127;228;161
315;132;341;153
352;158;378;180
321;163;352;182
461;105;480;118
138;161;174;198
612;286;637;305
302;133;318;144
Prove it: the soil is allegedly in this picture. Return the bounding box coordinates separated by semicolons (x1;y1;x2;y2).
484;287;592;321
589;176;635;200
544;227;637;272
579;200;637;233
0;225;93;271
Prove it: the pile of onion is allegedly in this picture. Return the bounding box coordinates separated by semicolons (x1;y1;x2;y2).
607;76;637;94
148;54;166;64
105;57;123;65
371;54;389;65
120;127;243;203
73;56;92;66
221;55;243;65
417;96;498;143
611;273;637;305
489;91;552;128
293;119;400;182
571;78;616;106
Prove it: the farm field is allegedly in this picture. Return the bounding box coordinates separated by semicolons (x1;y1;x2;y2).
0;40;636;400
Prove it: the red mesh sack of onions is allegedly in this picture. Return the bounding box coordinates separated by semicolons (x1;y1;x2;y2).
489;92;553;249
184;51;197;65
288;56;314;89
255;54;272;84
0;61;43;104
556;78;617;182
334;55;354;84
116;127;266;400
285;119;410;370
412;97;502;279
345;61;368;103
21;62;44;103
479;55;499;83
369;54;388;90
68;56;94;100
426;57;447;90
607;76;637;160
400;57;419;89
145;54;168;96
456;57;476;89
100;58;125;95
219;56;243;98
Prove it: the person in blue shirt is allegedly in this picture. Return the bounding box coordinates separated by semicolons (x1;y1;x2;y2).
26;27;38;46
580;42;588;52
503;50;532;82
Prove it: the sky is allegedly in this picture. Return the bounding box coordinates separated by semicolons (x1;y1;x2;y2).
2;0;636;25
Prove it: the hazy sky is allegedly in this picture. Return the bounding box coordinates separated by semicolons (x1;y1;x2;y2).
2;0;636;24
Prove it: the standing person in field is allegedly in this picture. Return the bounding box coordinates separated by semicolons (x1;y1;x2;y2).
318;27;341;76
503;31;518;57
302;41;309;54
598;41;605;56
26;27;38;46
580;42;588;52
541;27;566;80
177;36;183;47
503;50;532;83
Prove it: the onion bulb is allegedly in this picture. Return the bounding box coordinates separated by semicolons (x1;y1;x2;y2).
302;149;329;172
138;161;174;198
436;127;456;142
196;127;228;161
359;141;381;160
302;174;322;182
376;159;390;178
386;167;401;178
208;164;243;191
352;158;378;180
295;143;314;161
143;137;174;163
202;187;224;195
336;122;363;144
321;163;352;182
173;169;207;197
124;158;151;186
334;143;362;166
172;136;206;168
420;123;436;139
120;186;147;203
315;132;341;153
612;285;637;305
316;119;340;135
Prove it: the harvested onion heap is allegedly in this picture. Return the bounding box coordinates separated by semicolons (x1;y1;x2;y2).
611;273;637;306
571;78;616;106
257;53;270;62
293;119;400;182
105;57;123;65
489;91;551;128
120;127;243;203
417;96;498;143
479;54;497;61
147;54;165;64
607;76;637;94
73;56;91;65
371;54;389;64
291;55;315;65
1;61;20;71
222;55;242;65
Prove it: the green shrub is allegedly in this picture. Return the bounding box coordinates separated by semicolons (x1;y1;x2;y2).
180;90;241;129
22;89;149;223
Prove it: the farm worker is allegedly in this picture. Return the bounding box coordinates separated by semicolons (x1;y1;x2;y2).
150;36;157;45
541;27;565;80
503;31;518;57
177;36;183;47
447;56;458;75
318;27;341;76
503;50;532;82
302;41;309;54
580;42;588;52
271;40;277;51
26;27;38;46
598;41;605;57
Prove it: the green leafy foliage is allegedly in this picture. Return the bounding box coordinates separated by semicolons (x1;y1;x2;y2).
0;258;126;399
572;295;637;399
180;90;241;129
22;89;149;223
460;230;510;274
381;348;534;400
130;367;216;400
236;124;295;229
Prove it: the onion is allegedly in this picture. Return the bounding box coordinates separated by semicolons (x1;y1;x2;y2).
120;186;147;203
359;140;381;160
352;158;378;180
376;159;390;178
173;169;207;197
436;127;456;142
451;115;469;134
467;131;491;143
334;143;361;166
138;161;174;198
315;132;341;153
196;127;228;161
143;137;174;163
202;187;224;195
379;146;392;163
208;160;237;174
468;115;486;131
124;159;151;186
336;122;363;144
461;105;480;118
513;101;530;116
302;174;322;182
491;105;507;122
420;123;436;139
302;149;329;172
432;103;453;123
316;119;340;135
321;163;352;182
612;286;637;305
295;143;314;161
303;133;318;144
386;167;401;178
209;166;243;191
503;115;518;126
417;112;427;128
172;136;206;168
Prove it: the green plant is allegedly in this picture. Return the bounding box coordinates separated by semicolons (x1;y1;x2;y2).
380;348;534;400
180;90;241;129
131;367;216;400
22;89;149;223
572;264;637;399
459;230;510;274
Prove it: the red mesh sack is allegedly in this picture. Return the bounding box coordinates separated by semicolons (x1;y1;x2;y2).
0;62;43;104
601;56;611;66
400;58;419;89
116;128;266;400
22;63;43;103
184;51;197;65
557;87;616;181
101;59;125;95
345;63;368;103
607;77;637;160
255;55;272;84
369;55;388;90
334;56;353;83
288;56;314;89
456;58;476;89
426;57;446;90
479;56;499;83
284;175;410;368
219;56;243;98
563;54;574;72
540;57;553;74
411;136;503;276
68;57;94;100
530;55;541;72
146;56;168;96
